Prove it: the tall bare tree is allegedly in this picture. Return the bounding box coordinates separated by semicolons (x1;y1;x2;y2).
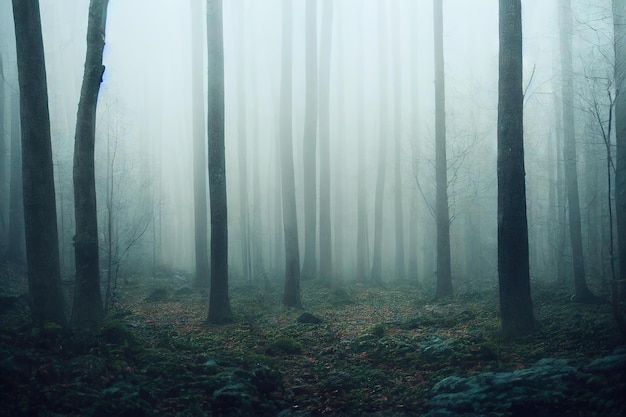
71;0;109;329
559;0;597;303
433;0;452;297
12;0;66;327
355;4;369;282
190;0;209;290
614;0;626;296
318;0;333;283
301;0;318;281
280;0;302;308
392;3;405;281
206;0;232;323
371;0;389;285
498;0;534;337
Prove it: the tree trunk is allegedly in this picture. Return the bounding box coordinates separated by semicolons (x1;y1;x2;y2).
7;90;25;264
301;0;318;281
371;0;388;285
190;0;210;290
318;0;333;283
392;4;405;282
206;0;232;323
71;0;108;329
355;5;369;282
559;0;597;303
615;0;626;297
0;53;5;252
433;0;452;297
497;0;534;337
12;0;66;327
236;0;251;283
280;0;302;308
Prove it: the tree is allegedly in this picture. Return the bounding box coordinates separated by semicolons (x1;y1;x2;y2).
433;0;452;297
301;0;318;281
7;90;24;264
280;0;302;308
559;0;598;303
12;0;66;327
497;0;534;337
206;0;232;323
371;0;389;285
355;4;369;282
71;0;109;329
615;0;626;296
392;2;405;281
236;0;251;283
191;0;210;290
318;0;333;282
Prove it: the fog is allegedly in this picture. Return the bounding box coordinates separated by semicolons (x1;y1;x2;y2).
0;0;616;293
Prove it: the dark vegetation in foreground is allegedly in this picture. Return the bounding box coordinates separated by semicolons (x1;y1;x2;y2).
1;263;625;417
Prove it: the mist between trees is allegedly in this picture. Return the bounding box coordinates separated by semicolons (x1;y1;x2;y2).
0;0;624;332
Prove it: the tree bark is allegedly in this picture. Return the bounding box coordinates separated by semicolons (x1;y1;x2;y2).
12;0;66;327
280;0;302;308
71;0;108;329
236;0;251;283
191;0;210;290
301;0;318;281
559;0;597;303
7;90;25;264
614;0;626;296
434;0;452;297
318;0;333;283
371;0;388;285
497;0;534;337
206;0;232;323
392;4;405;282
355;5;369;282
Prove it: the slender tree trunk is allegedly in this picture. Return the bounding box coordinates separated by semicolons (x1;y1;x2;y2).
560;0;597;302
615;0;626;297
71;0;108;329
355;6;368;282
190;0;210;290
7;89;25;264
301;0;318;281
318;0;333;283
408;0;420;284
434;0;452;297
206;0;232;323
392;4;405;282
498;0;534;337
12;0;66;327
371;0;388;285
236;0;251;283
280;0;302;308
0;53;5;251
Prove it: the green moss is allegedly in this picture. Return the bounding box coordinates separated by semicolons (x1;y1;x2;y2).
268;337;303;355
98;320;137;347
370;323;386;338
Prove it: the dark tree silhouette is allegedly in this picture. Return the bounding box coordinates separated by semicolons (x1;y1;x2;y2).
12;0;66;327
497;0;535;337
71;0;109;329
280;0;302;308
190;0;209;290
318;0;333;283
206;0;232;323
301;0;318;281
433;0;452;297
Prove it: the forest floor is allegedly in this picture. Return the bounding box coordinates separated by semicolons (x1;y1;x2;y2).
1;263;625;416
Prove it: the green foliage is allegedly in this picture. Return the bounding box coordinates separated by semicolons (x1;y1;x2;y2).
268;337;303;355
143;288;168;303
98;320;137;348
370;322;386;338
